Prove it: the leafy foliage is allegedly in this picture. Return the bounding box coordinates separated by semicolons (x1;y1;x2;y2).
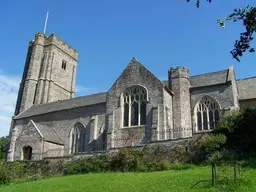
218;6;256;61
0;160;65;184
215;108;256;154
186;0;256;61
0;136;8;159
185;0;212;8
199;134;227;162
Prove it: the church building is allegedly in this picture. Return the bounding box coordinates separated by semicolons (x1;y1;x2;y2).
7;32;256;161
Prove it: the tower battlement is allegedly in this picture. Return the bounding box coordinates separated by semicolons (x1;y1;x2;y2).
14;32;79;115
168;66;189;80
33;32;78;60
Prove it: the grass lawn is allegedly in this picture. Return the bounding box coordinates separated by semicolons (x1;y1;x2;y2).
0;166;255;192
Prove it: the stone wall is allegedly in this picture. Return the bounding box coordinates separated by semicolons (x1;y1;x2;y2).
239;99;256;109
106;58;166;148
169;67;192;138
12;103;106;159
191;84;234;111
190;83;235;130
43;141;64;158
14;121;43;161
163;89;173;140
15;32;78;115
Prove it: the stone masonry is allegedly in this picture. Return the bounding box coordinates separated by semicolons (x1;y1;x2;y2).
7;32;256;161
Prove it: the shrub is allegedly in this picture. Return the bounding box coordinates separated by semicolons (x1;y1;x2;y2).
66;154;109;174
109;148;143;172
169;145;189;163
215;108;256;154
159;159;171;170
199;134;226;152
0;164;11;184
199;134;226;162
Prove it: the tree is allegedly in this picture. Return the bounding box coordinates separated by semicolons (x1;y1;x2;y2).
0;136;8;159
185;0;256;62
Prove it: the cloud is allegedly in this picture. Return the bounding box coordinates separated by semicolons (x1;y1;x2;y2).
0;73;100;136
0;71;20;136
75;85;99;96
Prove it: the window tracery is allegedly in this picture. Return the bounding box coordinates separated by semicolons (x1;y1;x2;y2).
71;122;85;153
194;96;220;131
123;86;147;127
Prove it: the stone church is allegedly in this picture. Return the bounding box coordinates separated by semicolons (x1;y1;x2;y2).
7;32;256;161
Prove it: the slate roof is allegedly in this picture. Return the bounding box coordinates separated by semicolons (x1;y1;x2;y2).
190;69;229;87
14;92;107;119
237;77;256;100
34;122;63;144
162;69;229;88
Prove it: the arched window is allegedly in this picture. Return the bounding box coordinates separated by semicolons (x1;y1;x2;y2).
71;122;85;153
23;146;32;160
123;86;147;127
194;96;221;132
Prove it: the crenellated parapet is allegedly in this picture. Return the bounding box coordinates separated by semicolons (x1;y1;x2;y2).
32;32;78;60
168;66;190;80
46;33;78;60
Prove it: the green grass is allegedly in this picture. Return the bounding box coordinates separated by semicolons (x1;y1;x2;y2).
0;166;255;192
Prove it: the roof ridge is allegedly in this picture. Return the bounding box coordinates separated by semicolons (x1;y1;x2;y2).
237;76;256;81
31;91;107;108
190;69;228;78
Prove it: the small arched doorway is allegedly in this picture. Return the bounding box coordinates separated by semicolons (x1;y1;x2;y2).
23;146;32;160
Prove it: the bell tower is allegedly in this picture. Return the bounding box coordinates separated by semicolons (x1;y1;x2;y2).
15;32;78;115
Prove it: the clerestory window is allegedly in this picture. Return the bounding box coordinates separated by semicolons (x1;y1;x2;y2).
122;86;147;127
194;96;220;132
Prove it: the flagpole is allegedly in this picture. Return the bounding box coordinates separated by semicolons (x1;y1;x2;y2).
43;12;49;34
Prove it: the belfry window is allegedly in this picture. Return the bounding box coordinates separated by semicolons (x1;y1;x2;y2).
62;60;67;70
122;86;147;127
194;96;220;132
71;122;85;153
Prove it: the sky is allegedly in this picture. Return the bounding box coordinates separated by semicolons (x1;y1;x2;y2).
0;0;255;136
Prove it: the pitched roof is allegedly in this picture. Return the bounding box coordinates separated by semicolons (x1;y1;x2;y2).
190;69;229;87
14;92;107;119
34;122;63;144
162;69;229;88
237;77;256;100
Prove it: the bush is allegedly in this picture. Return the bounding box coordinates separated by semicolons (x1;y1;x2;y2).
0;145;199;184
169;145;189;163
109;148;143;172
199;134;227;162
159;159;171;170
215;108;256;154
66;154;109;174
0;165;11;184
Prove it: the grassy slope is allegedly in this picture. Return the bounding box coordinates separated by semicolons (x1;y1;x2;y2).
0;167;255;192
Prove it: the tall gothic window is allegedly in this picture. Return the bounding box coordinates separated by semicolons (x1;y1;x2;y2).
123;86;147;127
194;96;220;132
71;122;85;153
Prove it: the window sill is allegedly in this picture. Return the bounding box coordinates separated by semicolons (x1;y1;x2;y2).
120;125;145;130
193;129;214;134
